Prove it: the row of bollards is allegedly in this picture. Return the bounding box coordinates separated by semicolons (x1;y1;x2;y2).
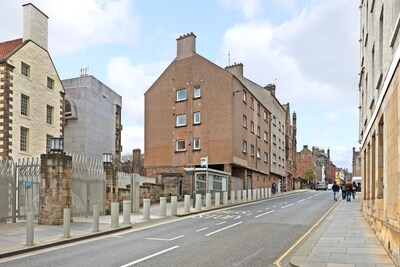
25;187;273;246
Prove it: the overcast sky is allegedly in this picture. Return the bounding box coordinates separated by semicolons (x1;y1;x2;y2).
1;0;359;170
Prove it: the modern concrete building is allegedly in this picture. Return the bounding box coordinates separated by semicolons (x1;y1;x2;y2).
145;33;279;197
0;4;63;158
62;72;122;160
359;1;400;264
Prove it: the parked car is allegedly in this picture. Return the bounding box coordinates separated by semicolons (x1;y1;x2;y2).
315;181;327;191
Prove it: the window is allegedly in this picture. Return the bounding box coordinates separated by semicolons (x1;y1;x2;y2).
273;134;276;144
194;86;201;98
242;115;247;128
193;112;201;124
264;131;268;142
250;98;254;109
176;140;186;151
257;103;260;115
264;152;268;163
273;154;276;163
193;137;200;150
46;105;53;125
176;114;186;126
21;94;29;116
264;110;268;121
21;62;30;77
257;126;260;137
243;90;247;102
256;148;261;159
250;121;254;133
20;127;29;152
46;135;52;152
242;141;247;153
176;89;187;101
250;145;254;156
47;77;54;90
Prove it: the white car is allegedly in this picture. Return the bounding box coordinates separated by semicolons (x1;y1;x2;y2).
315;181;327;191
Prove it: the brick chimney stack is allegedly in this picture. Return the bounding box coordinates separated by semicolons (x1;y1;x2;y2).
23;3;48;50
264;84;276;96
225;62;244;78
176;32;196;60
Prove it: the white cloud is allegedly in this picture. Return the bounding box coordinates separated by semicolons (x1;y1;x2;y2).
218;0;260;20
0;0;140;55
106;57;169;154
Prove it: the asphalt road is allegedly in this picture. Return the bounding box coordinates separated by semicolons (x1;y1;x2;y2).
1;190;335;267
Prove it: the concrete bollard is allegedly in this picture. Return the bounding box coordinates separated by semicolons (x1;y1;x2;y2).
171;196;178;216
63;208;71;238
26;212;34;246
195;194;202;211
215;192;220;207
237;190;242;203
111;202;119;228
93;204;99;232
248;189;252;201
123;200;131;224
223;191;228;205
143;198;150;220
243;190;247;202
206;193;211;208
184;195;190;213
159;197;167;217
230;190;235;204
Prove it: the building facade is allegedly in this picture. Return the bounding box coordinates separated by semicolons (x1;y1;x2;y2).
144;33;278;196
0;4;63;158
62;73;122;160
359;1;400;264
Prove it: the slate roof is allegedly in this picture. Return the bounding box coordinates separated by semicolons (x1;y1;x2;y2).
0;38;23;60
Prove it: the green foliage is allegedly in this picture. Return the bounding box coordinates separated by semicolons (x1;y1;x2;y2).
303;168;316;181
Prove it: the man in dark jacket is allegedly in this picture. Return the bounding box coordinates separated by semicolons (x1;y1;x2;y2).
332;181;340;201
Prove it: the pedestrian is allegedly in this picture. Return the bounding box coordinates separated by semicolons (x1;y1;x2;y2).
332;181;340;201
272;181;276;194
340;182;346;200
352;181;358;199
345;181;353;201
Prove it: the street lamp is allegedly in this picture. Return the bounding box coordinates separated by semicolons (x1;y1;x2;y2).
102;153;113;165
50;137;63;153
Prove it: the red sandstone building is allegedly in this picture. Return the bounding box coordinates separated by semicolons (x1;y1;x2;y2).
144;33;286;197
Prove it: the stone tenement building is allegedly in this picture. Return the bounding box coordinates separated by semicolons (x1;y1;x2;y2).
62;72;122;160
0;4;63;158
144;32;296;197
352;147;361;177
359;1;400;264
296;145;335;184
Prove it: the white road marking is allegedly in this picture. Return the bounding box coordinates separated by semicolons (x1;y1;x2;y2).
196;227;208;232
255;210;275;218
257;210;263;213
145;235;184;241
205;222;243;236
265;207;271;210
217;221;226;225
246;213;253;216
297;199;305;203
281;203;293;209
307;196;313;199
120;246;179;267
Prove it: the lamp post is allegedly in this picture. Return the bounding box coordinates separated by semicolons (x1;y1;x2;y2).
102;153;113;165
103;153;116;210
50;137;63;153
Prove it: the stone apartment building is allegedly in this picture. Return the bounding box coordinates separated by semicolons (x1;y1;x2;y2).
296;145;335;184
62;72;122;160
144;33;286;196
283;104;297;190
0;4;63;158
352;147;361;177
359;1;400;264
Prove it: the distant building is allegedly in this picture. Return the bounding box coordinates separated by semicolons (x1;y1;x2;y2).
359;1;400;263
62;72;122;159
0;4;63;158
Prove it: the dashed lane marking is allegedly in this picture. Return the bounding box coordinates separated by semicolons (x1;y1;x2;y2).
255;210;275;218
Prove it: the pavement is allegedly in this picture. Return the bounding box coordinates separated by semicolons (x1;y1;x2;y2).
0;190;395;267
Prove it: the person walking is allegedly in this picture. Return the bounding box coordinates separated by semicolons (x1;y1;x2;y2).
352;181;358;199
332;181;340;201
345;181;353;201
340;182;346;200
272;181;276;194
